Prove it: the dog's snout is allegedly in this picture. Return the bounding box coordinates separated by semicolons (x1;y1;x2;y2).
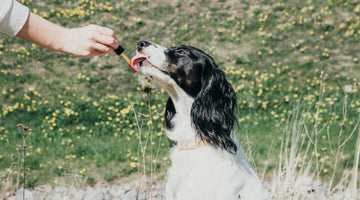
137;41;150;51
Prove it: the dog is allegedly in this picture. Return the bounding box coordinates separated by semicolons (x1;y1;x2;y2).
130;41;272;200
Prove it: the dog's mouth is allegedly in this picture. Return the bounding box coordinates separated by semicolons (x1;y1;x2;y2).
129;54;146;72
129;54;168;74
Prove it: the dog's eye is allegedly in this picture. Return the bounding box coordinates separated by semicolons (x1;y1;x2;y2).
176;49;187;55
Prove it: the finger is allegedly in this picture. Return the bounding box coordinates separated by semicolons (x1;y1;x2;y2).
91;50;107;57
94;34;119;49
91;43;113;54
95;26;117;38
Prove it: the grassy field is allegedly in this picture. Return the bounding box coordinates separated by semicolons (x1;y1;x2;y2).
1;0;360;197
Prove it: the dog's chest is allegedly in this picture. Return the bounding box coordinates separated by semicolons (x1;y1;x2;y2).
165;147;245;199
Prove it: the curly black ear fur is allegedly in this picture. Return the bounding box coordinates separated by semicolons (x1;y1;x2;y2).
191;59;238;154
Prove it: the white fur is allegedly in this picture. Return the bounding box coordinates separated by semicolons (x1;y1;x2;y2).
166;145;270;200
138;42;272;200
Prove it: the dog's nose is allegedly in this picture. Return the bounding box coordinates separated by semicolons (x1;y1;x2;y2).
137;41;150;51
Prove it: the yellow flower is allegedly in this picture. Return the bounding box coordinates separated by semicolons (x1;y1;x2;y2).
80;168;86;174
284;96;290;102
146;120;152;126
130;162;137;168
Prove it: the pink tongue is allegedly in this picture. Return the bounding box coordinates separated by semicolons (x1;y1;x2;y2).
129;54;146;72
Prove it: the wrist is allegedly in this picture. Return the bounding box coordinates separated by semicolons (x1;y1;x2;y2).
51;27;70;54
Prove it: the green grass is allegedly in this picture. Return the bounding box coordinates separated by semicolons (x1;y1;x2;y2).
1;0;359;193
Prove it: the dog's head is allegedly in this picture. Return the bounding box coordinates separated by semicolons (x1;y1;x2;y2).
131;41;238;154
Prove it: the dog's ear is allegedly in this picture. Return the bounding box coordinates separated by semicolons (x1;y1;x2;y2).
191;59;238;154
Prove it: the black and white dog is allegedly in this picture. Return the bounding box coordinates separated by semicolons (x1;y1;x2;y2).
130;41;272;200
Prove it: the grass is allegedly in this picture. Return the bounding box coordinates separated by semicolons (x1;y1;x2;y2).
0;0;359;198
265;72;360;199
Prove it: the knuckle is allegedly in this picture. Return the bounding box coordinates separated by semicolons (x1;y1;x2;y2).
103;46;111;52
109;38;116;45
89;32;97;40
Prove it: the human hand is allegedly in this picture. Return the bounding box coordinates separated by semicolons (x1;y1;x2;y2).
59;25;119;57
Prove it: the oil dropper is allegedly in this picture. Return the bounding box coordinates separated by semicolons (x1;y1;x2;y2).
114;45;132;67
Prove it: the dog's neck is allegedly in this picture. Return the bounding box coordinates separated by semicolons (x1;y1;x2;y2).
163;83;198;142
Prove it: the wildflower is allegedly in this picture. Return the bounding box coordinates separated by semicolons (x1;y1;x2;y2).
130;162;137;168
79;168;86;174
284;95;290;102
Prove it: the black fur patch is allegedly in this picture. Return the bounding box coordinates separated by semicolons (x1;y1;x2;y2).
163;45;238;154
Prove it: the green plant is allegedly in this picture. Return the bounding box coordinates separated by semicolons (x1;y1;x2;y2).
266;72;360;199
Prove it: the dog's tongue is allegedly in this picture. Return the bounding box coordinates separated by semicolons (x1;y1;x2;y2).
129;54;146;72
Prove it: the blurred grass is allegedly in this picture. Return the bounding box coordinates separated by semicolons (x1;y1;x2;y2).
0;0;359;188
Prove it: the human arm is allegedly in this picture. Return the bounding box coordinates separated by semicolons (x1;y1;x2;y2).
16;12;119;57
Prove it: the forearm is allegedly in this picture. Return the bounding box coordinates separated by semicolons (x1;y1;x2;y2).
16;12;66;53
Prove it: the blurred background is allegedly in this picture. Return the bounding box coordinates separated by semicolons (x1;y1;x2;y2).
0;0;359;198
